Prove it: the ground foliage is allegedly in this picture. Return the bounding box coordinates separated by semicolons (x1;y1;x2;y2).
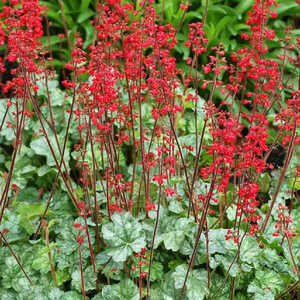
0;0;300;299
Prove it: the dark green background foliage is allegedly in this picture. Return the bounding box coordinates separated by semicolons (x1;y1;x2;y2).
0;0;300;299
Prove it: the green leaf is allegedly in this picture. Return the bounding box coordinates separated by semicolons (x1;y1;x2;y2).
2;256;32;293
45;9;64;26
83;22;95;49
148;261;164;282
32;244;57;274
142;208;169;248
163;218;194;251
96;252;123;281
80;0;92;11
0;211;27;243
0;99;16;142
247;269;284;299
40;35;63;47
168;200;183;214
258;173;271;194
240;235;262;265
210;253;239;277
16;187;38;203
226;205;236;221
51;191;77;218
258;248;290;274
235;0;254;17
275;0;300;16
56;270;71;287
150;272;181;300
16;202;48;235
16;202;46;219
59;291;82;300
209;273;231;299
289;177;300;190
131;260;163;282
184;11;202;23
36;75;66;107
30;133;70;167
53;218;94;273
48;288;65;299
208;229;236;254
214;16;234;39
37;165;52;177
207;5;227;15
77;9;94;23
247;284;275;299
93;279;139;300
18;217;34;235
71;266;97;292
102;212;146;262
282;237;300;270
10;285;82;300
164;1;175;24
17;286;59;299
179;223;206;264
71;142;126;171
0;291;16;300
64;0;79;11
5;149;34;176
172;264;208;300
234;24;250;31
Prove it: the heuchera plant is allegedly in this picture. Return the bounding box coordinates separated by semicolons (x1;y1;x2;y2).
0;0;299;299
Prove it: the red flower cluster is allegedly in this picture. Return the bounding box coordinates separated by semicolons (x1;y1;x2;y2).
0;0;45;96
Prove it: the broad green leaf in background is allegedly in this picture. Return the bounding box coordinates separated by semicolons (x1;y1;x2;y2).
168;199;184;214
163;217;194;252
258;173;271;194
210;252;239;277
282;237;300;275
36;76;66;107
0;99;16;142
96;251;123;281
93;279;139;300
1;286;82;300
247;269;284;299
208;273;231;300
275;0;300;16
32;243;57;274
71;266;97;292
258;248;290;274
235;0;254;17
16;202;48;235
150;272;182;300
77;9;94;24
71;142;126;171
30;133;70;167
0;291;16;300
16;187;38;203
16;202;47;220
240;235;262;266
131;260;163;282
0;211;27;243
172;264;208;300
102;212;146;262
208;229;237;255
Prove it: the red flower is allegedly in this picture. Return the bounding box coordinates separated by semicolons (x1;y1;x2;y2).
76;235;84;245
